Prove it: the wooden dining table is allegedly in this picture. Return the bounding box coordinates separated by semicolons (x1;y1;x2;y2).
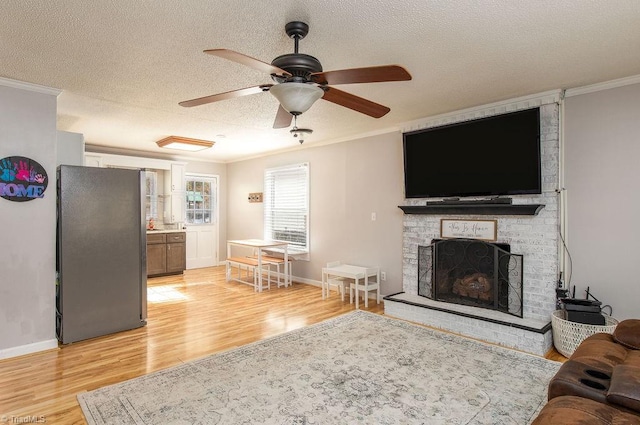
226;239;289;291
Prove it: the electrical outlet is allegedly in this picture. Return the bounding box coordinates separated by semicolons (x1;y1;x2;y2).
248;192;263;203
381;271;386;281
371;212;376;221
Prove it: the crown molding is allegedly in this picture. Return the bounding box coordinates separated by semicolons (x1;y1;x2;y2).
0;76;61;96
564;74;640;98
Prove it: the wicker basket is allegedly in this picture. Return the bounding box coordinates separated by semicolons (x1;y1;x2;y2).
551;309;619;358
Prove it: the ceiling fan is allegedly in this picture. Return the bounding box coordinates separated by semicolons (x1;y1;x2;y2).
179;21;412;129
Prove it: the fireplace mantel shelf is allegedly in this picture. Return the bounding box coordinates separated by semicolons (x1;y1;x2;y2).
398;203;545;216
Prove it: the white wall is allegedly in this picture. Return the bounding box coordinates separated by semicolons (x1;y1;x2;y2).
564;81;640;321
0;81;59;359
57;130;84;166
227;131;405;294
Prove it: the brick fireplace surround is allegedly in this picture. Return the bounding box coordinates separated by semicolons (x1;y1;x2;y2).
385;99;560;356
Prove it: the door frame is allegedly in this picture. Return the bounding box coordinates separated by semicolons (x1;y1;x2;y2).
184;173;220;268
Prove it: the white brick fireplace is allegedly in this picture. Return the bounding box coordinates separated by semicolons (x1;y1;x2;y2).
385;94;561;356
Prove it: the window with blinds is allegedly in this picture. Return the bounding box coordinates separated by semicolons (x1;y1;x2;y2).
264;163;309;252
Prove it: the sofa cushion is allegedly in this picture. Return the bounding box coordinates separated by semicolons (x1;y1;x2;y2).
613;319;640;350
571;333;629;371
607;364;640;413
532;395;640;424
625;350;640;368
548;360;610;404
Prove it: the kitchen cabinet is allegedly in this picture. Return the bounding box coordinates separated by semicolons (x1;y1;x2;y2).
166;232;186;273
164;163;186;224
165;194;185;224
147;232;186;276
147;233;167;276
168;163;185;192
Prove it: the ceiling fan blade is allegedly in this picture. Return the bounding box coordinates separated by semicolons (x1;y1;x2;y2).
273;105;293;129
179;85;272;108
321;87;391;118
310;65;411;85
204;49;291;77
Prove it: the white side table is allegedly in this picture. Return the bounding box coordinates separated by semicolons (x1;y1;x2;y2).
322;264;380;309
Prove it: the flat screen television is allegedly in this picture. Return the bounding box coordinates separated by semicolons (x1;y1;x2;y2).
403;108;541;199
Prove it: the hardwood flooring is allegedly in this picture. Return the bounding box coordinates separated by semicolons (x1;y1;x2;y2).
0;266;564;424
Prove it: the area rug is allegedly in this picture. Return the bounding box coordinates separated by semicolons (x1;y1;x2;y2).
78;311;560;424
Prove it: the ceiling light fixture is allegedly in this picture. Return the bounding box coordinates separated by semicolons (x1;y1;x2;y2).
156;136;214;152
269;82;324;115
290;116;313;144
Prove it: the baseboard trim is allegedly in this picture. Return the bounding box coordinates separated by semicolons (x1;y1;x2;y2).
0;339;59;360
293;276;321;287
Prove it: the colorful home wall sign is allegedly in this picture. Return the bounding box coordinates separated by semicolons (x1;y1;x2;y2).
0;156;48;202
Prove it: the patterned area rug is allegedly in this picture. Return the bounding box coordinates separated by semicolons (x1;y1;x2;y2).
78;311;560;424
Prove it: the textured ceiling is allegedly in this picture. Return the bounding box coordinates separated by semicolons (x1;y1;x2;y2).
2;1;639;162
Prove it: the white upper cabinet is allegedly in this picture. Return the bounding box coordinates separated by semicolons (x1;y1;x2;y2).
164;163;186;223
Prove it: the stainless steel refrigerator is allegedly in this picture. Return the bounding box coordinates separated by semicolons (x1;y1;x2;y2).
56;165;147;344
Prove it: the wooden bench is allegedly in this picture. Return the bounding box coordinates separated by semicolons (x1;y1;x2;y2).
246;255;292;288
225;256;272;291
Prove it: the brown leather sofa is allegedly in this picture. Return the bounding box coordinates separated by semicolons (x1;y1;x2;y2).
532;319;640;424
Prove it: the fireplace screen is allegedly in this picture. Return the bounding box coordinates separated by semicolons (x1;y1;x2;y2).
418;239;523;317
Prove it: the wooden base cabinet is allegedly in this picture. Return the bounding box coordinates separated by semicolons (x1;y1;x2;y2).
147;242;167;276
147;232;186;277
166;233;186;273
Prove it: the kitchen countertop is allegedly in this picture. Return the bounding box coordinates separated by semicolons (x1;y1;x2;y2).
146;229;185;234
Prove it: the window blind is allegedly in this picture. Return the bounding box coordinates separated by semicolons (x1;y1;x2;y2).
264;163;309;252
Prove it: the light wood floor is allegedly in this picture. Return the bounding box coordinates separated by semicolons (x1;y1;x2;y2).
0;266;564;424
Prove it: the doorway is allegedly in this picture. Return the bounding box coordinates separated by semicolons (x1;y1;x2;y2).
184;174;219;269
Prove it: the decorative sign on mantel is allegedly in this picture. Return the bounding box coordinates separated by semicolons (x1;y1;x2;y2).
440;219;497;241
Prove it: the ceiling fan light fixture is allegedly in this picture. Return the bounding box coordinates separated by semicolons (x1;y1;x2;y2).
290;126;313;144
156;136;214;152
269;82;323;115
